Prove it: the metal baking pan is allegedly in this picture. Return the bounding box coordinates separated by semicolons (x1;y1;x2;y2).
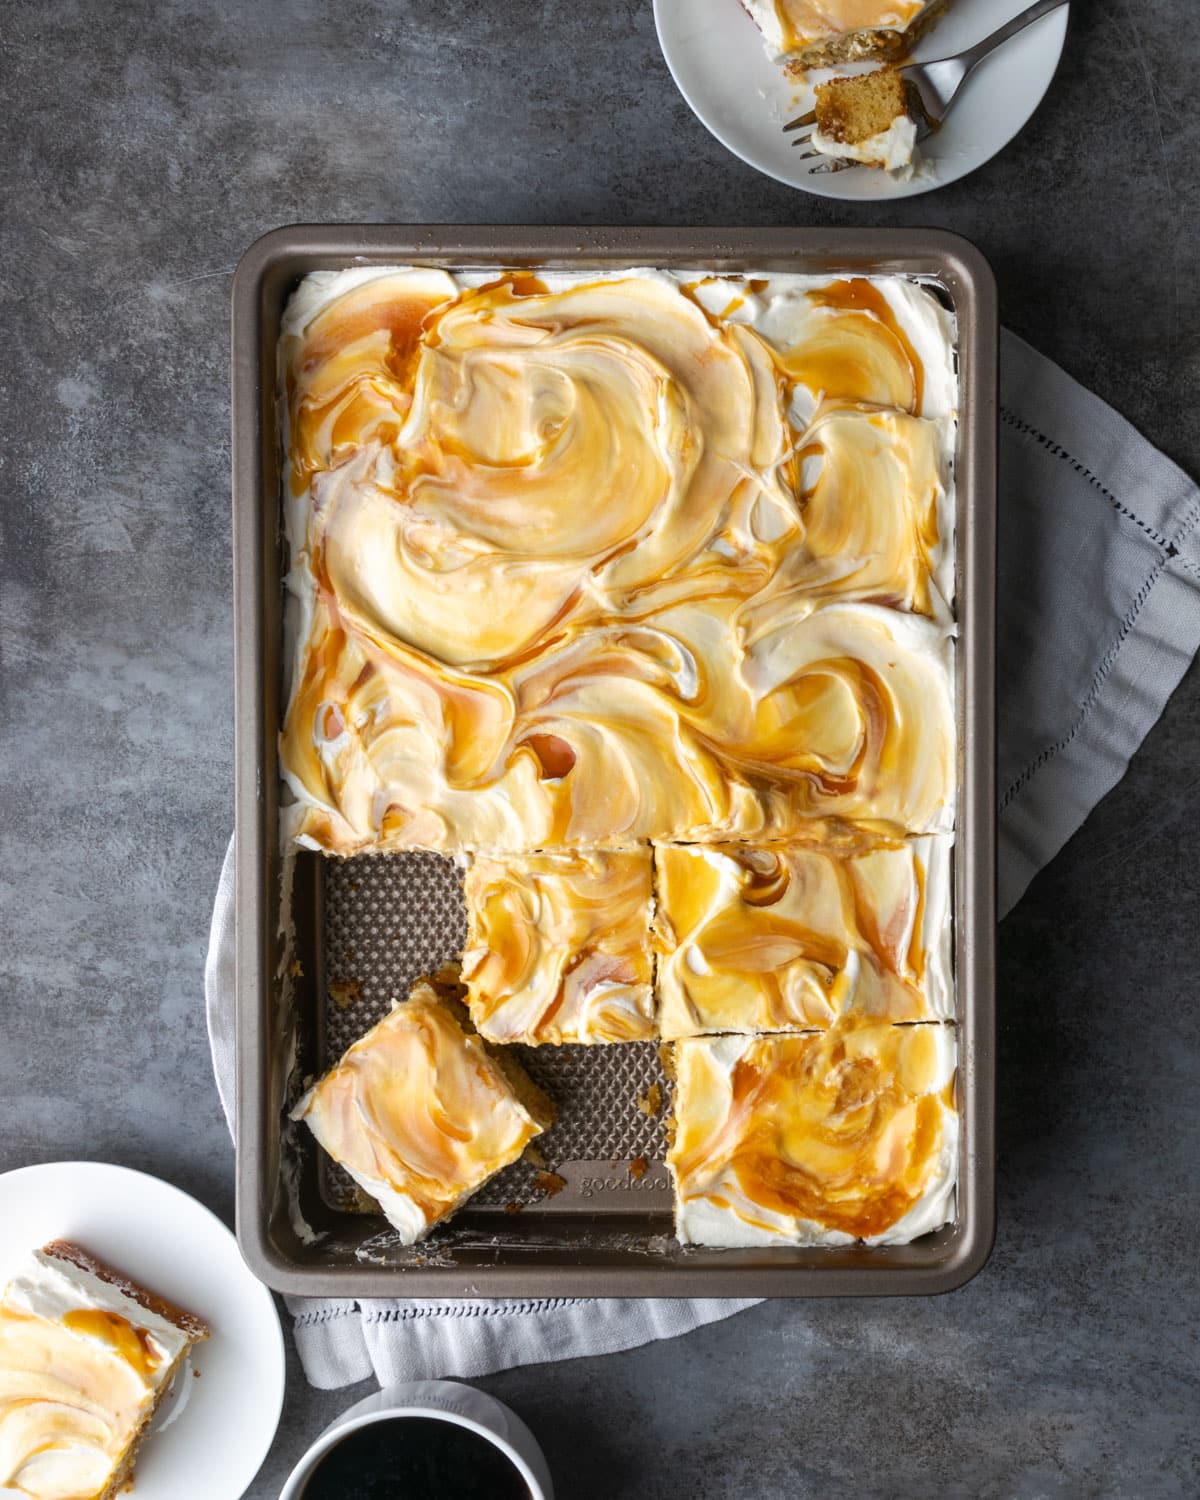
232;225;996;1297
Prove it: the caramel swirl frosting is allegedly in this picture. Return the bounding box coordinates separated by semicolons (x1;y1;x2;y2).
462;850;655;1045
668;1020;957;1246
279;267;956;856
741;0;933;60
655;835;951;1036
291;981;553;1243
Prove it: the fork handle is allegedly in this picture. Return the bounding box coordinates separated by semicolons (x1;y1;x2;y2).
960;0;1069;70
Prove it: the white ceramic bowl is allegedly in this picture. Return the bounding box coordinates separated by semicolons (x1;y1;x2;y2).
278;1380;554;1499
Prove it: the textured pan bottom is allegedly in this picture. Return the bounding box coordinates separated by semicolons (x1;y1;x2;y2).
319;853;671;1213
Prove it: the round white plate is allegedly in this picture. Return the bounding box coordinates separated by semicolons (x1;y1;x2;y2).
654;0;1069;199
0;1161;285;1500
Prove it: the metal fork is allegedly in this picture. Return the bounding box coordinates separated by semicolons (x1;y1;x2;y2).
783;0;1069;173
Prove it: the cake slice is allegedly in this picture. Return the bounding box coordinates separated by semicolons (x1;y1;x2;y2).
742;0;951;72
0;1241;208;1500
811;67;921;172
667;1020;958;1247
462;849;656;1044
654;836;952;1037
292;978;556;1243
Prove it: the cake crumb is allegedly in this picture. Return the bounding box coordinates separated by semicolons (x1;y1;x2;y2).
534;1171;567;1199
636;1083;663;1117
329;978;362;1009
288;959;303;978
504;1200;525;1216
629;1156;648;1181
525;1143;549;1169
193;1368;201;1378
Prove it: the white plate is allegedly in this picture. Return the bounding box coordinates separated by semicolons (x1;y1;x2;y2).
654;0;1069;199
0;1160;285;1500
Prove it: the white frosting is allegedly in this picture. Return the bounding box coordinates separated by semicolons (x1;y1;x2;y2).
5;1251;191;1373
740;0;791;56
339;1171;429;1247
813;113;918;172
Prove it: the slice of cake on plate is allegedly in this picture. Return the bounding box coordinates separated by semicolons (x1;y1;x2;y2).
462;848;656;1044
292;978;555;1243
0;1240;208;1500
742;0;951;72
666;1019;957;1246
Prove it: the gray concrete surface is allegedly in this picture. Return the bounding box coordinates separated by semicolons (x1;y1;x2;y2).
2;1;1198;1496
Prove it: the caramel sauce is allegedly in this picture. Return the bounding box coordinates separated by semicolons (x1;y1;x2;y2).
807;278;925;410
906;853;927;982
469;271;550;300
702;908;847;979
506;272;550;298
534;1170;567;1198
61;1309;163;1379
299;293;432;376
772;0;924;51
675;278;723;330
726;847;791;907
524;732;577;780
289;283;443;493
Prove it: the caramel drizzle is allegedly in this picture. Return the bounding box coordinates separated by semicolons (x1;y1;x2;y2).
806;278;925;411
61;1309;164;1380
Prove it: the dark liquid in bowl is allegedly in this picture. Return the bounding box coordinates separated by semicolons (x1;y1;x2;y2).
300;1417;531;1499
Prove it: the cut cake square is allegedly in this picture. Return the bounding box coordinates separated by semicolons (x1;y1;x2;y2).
654;836;953;1037
462;848;656;1044
292;978;555;1243
667;1020;958;1246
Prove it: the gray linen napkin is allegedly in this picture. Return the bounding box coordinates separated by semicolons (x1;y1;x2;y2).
206;329;1200;1389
